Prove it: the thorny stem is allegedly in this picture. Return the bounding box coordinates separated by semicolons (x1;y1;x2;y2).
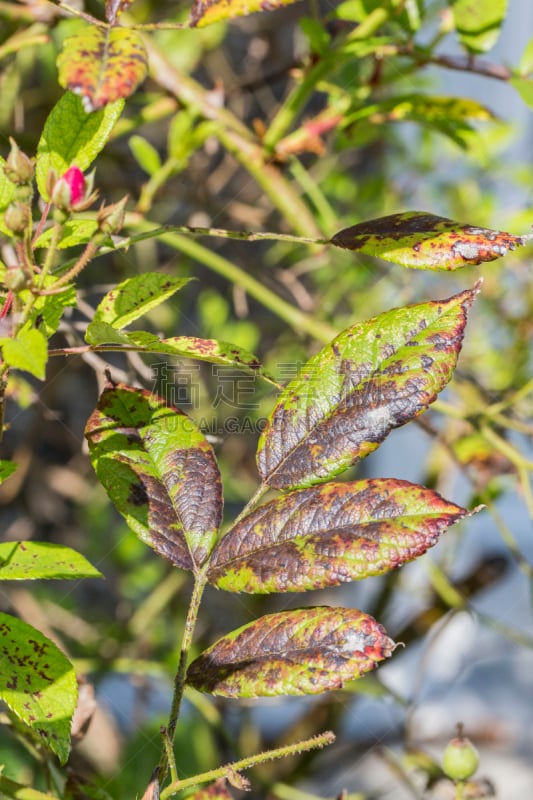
38;240;99;295
124;223;328;247
159;731;336;800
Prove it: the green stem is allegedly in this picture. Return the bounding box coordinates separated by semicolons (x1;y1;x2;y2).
124;223;327;247
38;240;99;295
159;572;208;780
159;731;335;800
456;780;465;800
122;219;337;342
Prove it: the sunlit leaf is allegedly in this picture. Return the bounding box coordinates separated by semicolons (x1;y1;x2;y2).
85;382;222;569
208;480;472;593
0;156;16;235
257;286;478;490
0;325;47;379
0;542;102;580
186;606;395;697
190;0;301;28
0;611;77;763
330;212;531;270
57;24;148;113
88;273;192;334
451;0;508;53
34;219;99;249
511;77;533;110
36;92;124;199
0;460;17;484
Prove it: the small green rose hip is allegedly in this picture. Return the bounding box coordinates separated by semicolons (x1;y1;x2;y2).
442;730;479;781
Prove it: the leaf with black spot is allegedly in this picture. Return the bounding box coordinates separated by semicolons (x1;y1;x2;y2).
331;211;531;270
85;382;222;569
208;479;474;593
186;606;395;697
257;286;478;490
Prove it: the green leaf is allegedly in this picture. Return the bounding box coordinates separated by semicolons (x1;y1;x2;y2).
0;156;15;207
511;77;533;109
299;18;331;56
85;321;131;346
89;273;192;333
330;212;531;270
0;326;47;379
0;460;17;484
189;0;301;27
0;542;101;580
36;91;124;199
257;286;478;490
85;382;222;569
34;219;99;249
30;285;77;339
186;606;395;697
57;24;148;113
0;611;77;763
519;38;533;75
208;480;472;593
451;0;508;54
129;134;162;176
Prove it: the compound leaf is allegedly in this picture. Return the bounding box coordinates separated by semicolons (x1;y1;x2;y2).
331;212;530;270
186;606;395;697
257;286;478;489
57;24;148;113
208;480;471;593
0;542;101;580
190;0;301;27
36;91;124;199
0;611;77;764
85;382;222;569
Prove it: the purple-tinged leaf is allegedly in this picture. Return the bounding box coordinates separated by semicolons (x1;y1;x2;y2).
85;383;222;569
186;606;395;697
330;211;531;270
187;780;234;799
257;286;478;490
208;480;472;593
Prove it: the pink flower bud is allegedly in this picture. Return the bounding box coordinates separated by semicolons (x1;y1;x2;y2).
62;166;86;206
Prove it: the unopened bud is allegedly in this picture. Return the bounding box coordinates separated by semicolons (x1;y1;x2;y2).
62;165;86;206
442;733;479;781
5;138;35;184
4;202;31;236
4;266;29;292
97;196;128;235
51;176;74;212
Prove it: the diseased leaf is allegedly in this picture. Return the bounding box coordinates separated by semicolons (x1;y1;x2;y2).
0;542;102;581
330;212;531;270
208;480;471;593
190;0;301;28
0;611;77;763
57;24;148;113
451;0;508;53
89;273;191;333
186;606;395;697
257;286;478;490
125;332;270;379
36;92;124;199
0;326;47;379
85;382;222;569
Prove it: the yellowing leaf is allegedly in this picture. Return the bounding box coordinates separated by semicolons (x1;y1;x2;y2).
190;0;301;28
57;24;148;112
